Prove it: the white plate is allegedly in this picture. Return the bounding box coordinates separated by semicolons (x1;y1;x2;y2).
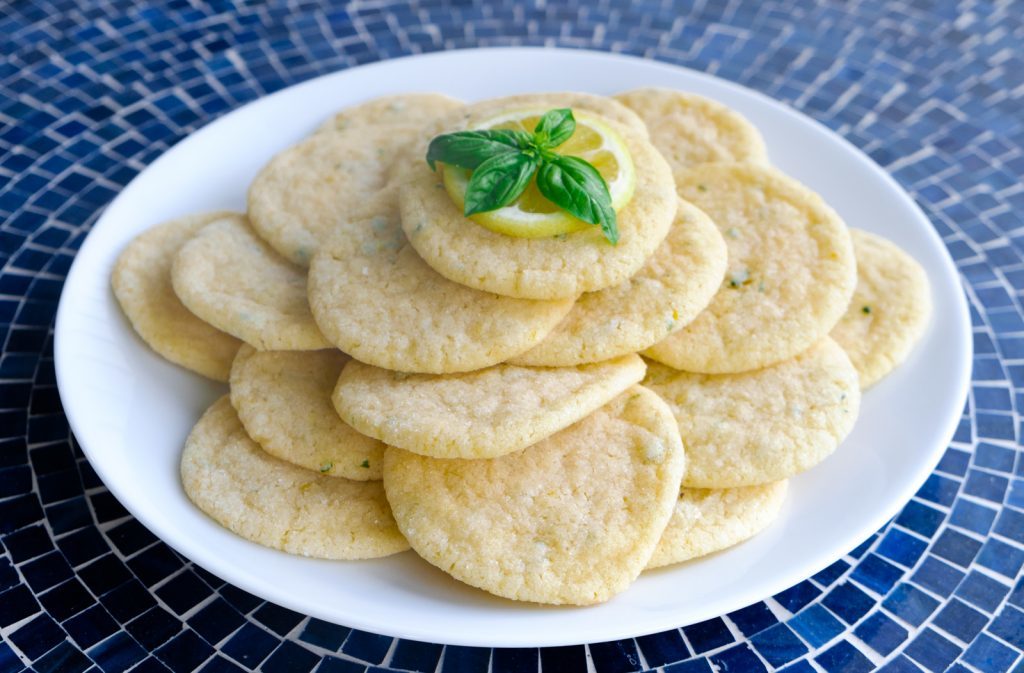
54;48;971;647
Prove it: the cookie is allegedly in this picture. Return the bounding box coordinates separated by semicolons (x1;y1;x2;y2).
111;212;242;381
315;93;464;134
334;354;646;459
229;346;384;480
398;123;676;300
307;187;574;373
831;229;931;388
382;386;685;605
180;397;408;559
509;199;727;366
614;88;767;170
427;92;649;139
645;163;856;373
647;481;788;569
644;338;860;488
172;214;329;351
247;125;419;266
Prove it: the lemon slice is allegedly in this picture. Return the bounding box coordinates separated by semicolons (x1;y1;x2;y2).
442;109;636;238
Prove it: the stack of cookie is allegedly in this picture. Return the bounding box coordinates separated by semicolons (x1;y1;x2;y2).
111;90;931;606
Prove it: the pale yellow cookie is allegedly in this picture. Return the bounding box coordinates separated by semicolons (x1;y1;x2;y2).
383;386;685;605
644;338;860;488
181;397;408;559
510;199;727;366
647;481;788;569
427;92;649;139
830;229;931;388
315;93;464;134
172;214;328;351
645;163;856;373
398;124;676;300
614;88;767;170
248;125;418;266
334;354;645;459
112;213;242;381
307;187;574;373
229;346;384;480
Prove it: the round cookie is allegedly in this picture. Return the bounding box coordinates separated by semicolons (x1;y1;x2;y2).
427;92;649;139
382;386;685;605
830;229;932;389
180;396;408;559
315;93;464;134
644;338;860;488
334;354;646;459
614;88;768;170
172;214;329;351
647;481;788;569
248;125;419;266
111;212;242;381
397;123;676;300
307;187;574;374
645;163;856;373
230;346;384;480
510;199;727;366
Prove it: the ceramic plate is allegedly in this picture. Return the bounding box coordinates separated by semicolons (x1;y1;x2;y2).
54;48;971;647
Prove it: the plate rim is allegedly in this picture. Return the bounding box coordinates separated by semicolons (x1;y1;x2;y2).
54;45;973;647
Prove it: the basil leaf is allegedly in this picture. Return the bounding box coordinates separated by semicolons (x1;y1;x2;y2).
426;130;531;170
536;155;619;244
464;151;540;217
533;109;575;149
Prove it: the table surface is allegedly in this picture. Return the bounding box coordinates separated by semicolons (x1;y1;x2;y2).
1;1;1022;672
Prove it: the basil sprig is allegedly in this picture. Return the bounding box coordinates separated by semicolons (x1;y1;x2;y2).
425;109;619;244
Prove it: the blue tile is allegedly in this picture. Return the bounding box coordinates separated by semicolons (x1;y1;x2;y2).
441;645;490;673
314;657;365;673
220;623;278;669
963;634;1019;672
341;630;392;665
187;598;244;646
664;659;714;673
995;507;1024;542
635;630;688;668
125;607;180;651
250;603;304;637
683;617;734;654
538;645;586;673
788;604;843;649
710;644;767;673
298;618;350;652
883;583;940;626
8;612;64;660
957;570;1011;612
977;537;1024;577
774;581;822;613
878;656;925;673
896;501;945;538
88;632;146;673
260;641;319;673
814;640;873;673
931;528;983;567
821;582;874;625
877;528;928;568
492;648;537;673
851;554;904;595
854;610;907;656
989;605;1024;650
904;628;962;672
950;499;998;534
391;639;444;672
154;630;215;673
727;602;779;636
933;598;989;642
589;640;641;673
965;469;1010;502
911;557;965;597
751;623;808;668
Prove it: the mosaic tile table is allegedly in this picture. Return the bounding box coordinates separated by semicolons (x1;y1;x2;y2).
2;0;1023;671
